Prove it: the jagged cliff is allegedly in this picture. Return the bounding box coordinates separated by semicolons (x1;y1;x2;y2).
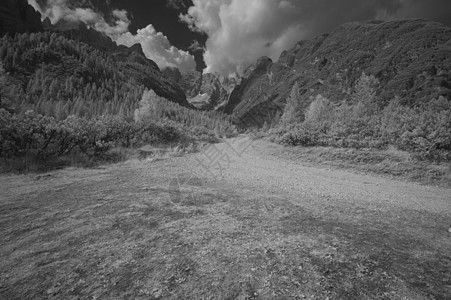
224;19;451;126
164;69;238;110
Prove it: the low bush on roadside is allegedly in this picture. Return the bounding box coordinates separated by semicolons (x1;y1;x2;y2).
0;86;240;172
0;109;211;172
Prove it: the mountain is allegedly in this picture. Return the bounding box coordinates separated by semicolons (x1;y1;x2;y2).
223;19;451;127
0;0;43;35
0;1;190;116
163;68;238;110
50;20;189;106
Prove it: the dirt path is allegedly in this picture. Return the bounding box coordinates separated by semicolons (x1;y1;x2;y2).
206;137;451;215
1;136;450;299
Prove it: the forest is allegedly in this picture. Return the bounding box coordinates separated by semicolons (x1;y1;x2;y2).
1;30;450;172
267;73;451;161
0;31;236;171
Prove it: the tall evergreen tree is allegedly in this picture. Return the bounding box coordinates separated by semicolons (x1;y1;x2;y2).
281;82;303;126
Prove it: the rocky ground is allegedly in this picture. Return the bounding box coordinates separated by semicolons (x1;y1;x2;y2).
1;136;450;299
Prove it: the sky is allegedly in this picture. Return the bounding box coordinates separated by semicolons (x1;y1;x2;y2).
28;0;451;76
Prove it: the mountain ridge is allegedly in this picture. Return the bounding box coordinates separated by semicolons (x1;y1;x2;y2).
0;0;190;108
163;68;238;110
223;19;451;127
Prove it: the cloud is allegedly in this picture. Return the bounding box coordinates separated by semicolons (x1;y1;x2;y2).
28;0;130;36
181;0;451;76
115;25;196;72
27;0;196;72
188;40;204;52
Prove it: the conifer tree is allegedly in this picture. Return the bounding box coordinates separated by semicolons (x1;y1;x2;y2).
0;63;6;106
281;82;303;126
352;72;379;116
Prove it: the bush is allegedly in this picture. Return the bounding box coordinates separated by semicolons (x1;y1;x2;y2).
0;110;158;156
188;126;219;143
270;71;451;161
0;109;62;159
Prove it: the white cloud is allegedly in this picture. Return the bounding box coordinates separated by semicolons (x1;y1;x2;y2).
115;25;196;72
180;0;306;76
27;0;196;72
181;0;451;76
28;0;130;36
279;1;295;10
96;9;131;37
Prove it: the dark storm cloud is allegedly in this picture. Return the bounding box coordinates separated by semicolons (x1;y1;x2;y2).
181;0;451;75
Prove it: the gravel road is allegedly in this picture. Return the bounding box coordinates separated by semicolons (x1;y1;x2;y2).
189;136;451;216
1;135;450;299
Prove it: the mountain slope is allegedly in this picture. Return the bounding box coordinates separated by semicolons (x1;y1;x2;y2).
48;19;190;108
224;19;451;127
0;1;190;116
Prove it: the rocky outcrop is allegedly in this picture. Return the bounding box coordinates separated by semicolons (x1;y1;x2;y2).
225;19;451;127
175;71;239;109
223;56;273;114
0;0;43;35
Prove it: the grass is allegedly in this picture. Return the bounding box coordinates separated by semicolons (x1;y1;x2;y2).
0;155;450;299
263;140;451;188
0;140;204;174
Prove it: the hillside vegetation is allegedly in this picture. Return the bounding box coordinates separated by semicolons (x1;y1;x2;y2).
266;73;451;161
224;20;451;128
0;87;236;172
1;8;450;173
0;10;236;172
0;31;187;118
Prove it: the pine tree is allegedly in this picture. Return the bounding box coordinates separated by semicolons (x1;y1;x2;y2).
0;63;7;106
305;95;332;124
352;72;379;116
281;82;303;126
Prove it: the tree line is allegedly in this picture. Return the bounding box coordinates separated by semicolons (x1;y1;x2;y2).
270;73;451;161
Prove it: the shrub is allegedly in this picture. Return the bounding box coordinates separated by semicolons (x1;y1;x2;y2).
270;71;451;161
188;126;219;143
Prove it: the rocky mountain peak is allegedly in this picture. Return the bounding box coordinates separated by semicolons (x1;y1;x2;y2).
171;71;239;110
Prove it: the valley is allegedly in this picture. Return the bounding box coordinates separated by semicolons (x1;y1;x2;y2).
1;1;451;299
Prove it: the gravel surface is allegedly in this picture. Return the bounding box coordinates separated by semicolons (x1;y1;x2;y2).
1;135;450;299
189;136;451;216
